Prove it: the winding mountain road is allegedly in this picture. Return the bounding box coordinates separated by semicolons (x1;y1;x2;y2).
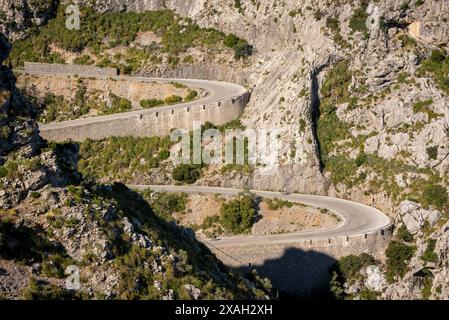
129;185;391;248
38;76;247;131
31;71;391;249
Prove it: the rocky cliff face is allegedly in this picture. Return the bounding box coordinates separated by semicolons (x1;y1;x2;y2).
65;0;448;197
70;0;449;300
2;0;449;299
0;0;58;40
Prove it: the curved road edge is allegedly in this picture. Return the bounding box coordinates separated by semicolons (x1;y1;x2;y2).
35;74;248;130
128;185;392;248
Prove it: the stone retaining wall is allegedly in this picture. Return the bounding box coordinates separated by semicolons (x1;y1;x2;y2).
207;224;394;296
40;92;249;142
23;62;249;142
24;62;118;77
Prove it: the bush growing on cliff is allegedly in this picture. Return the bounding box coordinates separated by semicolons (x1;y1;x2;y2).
418;49;449;94
426;145;438;160
147;192;187;221
223;33;253;60
22;278;85;300
385;241;415;282
396;225;413;243
8;5;252;69
421;239;438;263
106;94;132;114
317;60;352;167
78;136;172;180
336;253;376;282
349;0;370;37
421;184;448;211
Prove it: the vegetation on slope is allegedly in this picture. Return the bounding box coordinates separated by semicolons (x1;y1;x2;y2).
78;136;172;181
317;60;352;168
417;49;449;94
8;5;252;74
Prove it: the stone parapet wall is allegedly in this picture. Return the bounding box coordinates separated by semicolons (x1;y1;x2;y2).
39;92;249;142
24;62;118;77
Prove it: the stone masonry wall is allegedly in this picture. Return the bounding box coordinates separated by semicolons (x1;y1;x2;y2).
22;62;249;142
207;224;394;296
39;93;249;142
24;62;118;77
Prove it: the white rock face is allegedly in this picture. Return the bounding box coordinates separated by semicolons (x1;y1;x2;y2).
183;284;202;300
397;200;442;234
364;265;387;292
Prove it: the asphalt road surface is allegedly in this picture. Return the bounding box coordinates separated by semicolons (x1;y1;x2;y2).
37;75;247;131
129;185;391;248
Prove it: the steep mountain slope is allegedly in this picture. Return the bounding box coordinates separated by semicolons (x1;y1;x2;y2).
64;1;448;198
68;0;449;300
0;34;272;300
1;0;449;299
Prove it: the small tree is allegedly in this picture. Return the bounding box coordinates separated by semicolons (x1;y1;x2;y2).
396;225;413;243
421;239;439;263
172;164;201;184
337;253;376;281
386;241;415;282
220;194;256;234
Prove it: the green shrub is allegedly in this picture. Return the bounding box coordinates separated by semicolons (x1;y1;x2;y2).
325;17;350;48
337;253;376;281
355;152;367;167
73;55;94;65
421;184;448;210
172;164;201;184
349;0;369;36
184;90;198;102
396;225;413;243
200;215;221;230
317;60;353;167
0;161;19;179
30;191;41;199
265;198;295;210
41;254;74;279
220;193;256;234
0;166;7;178
149;192;186;221
426;146;438;160
164;95;183;105
234;0;243;12
413;99;439;120
223;33;252;59
140;98;164;108
8;6;251;69
22;278;85;300
418;49;449;93
385;241;415;282
78;136;172;180
170;81;187;89
421;239;438;263
107;94;132;114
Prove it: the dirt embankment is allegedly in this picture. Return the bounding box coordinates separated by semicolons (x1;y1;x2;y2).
16;73;205;110
174;194;339;236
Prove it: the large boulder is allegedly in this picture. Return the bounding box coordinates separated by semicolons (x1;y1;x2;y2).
396;200;442;234
363;265;387;292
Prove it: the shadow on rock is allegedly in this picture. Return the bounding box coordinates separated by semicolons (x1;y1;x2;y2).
237;247;337;299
